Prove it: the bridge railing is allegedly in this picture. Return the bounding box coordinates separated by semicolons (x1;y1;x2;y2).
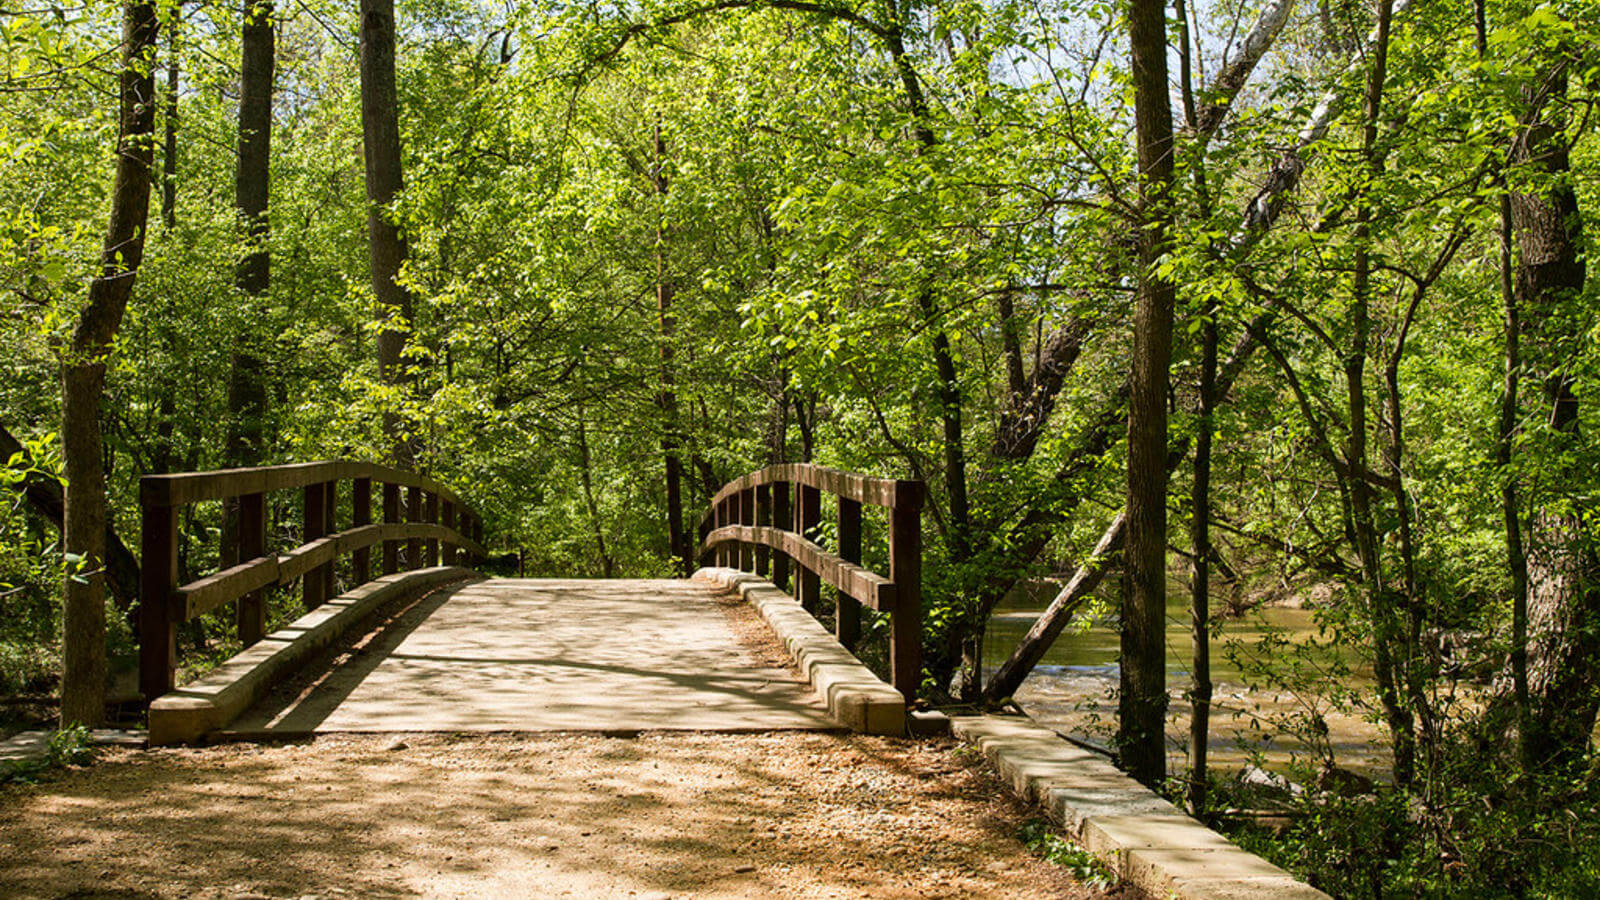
139;460;485;704
698;463;923;701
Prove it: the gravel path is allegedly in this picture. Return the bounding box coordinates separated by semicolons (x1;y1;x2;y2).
0;732;1116;899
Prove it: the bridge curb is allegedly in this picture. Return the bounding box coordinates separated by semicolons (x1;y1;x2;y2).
693;568;906;735
148;566;478;745
949;714;1330;900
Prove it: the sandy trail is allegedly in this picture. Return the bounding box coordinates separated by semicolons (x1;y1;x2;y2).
0;731;1112;899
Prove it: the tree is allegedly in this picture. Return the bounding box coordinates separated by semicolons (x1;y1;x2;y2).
361;0;415;467
60;0;161;726
1118;0;1178;786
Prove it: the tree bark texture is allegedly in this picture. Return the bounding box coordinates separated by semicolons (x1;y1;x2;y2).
1119;0;1178;787
60;0;160;727
360;0;415;467
1511;63;1592;770
225;0;274;466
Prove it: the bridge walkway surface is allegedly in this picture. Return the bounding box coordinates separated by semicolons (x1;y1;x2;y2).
228;576;835;736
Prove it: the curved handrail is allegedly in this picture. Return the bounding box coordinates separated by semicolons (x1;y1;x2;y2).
139;459;485;704
699;464;923;702
708;462;924;510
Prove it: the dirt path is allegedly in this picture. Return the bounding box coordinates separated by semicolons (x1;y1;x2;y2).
0;732;1116;899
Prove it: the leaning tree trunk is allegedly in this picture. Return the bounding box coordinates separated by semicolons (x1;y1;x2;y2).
360;0;415;468
1119;0;1178;788
1510;62;1592;771
61;0;161;726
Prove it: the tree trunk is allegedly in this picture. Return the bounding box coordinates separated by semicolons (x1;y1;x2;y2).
160;7;178;230
360;0;415;468
1511;62;1591;771
225;0;274;466
654;122;689;576
1188;312;1215;811
1119;0;1178;787
61;0;160;727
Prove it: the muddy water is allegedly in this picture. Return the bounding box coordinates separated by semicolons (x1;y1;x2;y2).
981;581;1392;779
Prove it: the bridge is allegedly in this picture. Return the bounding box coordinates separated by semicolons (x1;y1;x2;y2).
136;459;924;744
118;458;1328;900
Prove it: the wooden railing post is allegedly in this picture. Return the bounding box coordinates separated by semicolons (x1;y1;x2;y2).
754;484;771;577
406;485;422;571
796;483;821;613
139;500;178;703
889;483;924;702
352;476;372;584
321;479;337;599
302;482;328;609
772;481;791;591
737;488;752;571
424;490;440;568
441;500;456;566
718;498;731;567
237;491;267;646
382;481;400;575
837;497;862;650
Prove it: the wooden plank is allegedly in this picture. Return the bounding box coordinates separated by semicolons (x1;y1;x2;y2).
177;553;281;621
140;460;469;510
707;463;920;510
704;525;896;612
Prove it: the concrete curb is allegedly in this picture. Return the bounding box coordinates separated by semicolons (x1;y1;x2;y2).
693;567;906;735
950;714;1330;900
149;567;478;746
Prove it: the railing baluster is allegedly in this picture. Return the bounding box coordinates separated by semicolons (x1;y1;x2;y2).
424;490;440;568
772;481;791;591
322;479;337;599
737;488;751;571
139;501;178;702
382;481;400;574
754;484;770;577
796;483;821;613
237;491;267;645
406;485;422;571
837;497;862;650
302;482;328;609
441;500;456;566
352;476;372;584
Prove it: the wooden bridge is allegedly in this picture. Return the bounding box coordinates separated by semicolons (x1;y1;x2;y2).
137;459;924;743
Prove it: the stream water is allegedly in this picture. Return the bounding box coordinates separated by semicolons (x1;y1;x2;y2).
981;580;1391;778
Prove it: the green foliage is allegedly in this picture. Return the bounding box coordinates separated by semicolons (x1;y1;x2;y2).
1016;818;1114;888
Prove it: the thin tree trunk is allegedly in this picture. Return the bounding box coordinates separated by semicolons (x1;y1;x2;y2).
360;0;415;468
576;410;614;578
1188;311;1215;811
654;122;688;576
1119;0;1178;787
160;7;178;230
61;0;160;727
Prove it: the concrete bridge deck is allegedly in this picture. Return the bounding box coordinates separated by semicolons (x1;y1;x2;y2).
229;577;836;735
